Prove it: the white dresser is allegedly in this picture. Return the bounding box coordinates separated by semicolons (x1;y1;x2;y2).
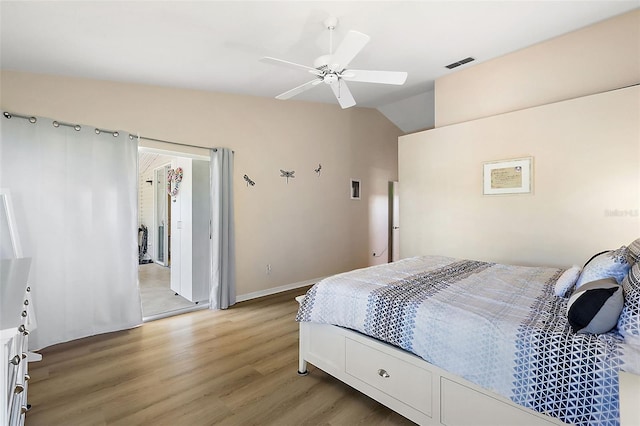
1;258;35;426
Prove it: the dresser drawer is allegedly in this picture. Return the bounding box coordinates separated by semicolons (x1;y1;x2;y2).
345;338;432;416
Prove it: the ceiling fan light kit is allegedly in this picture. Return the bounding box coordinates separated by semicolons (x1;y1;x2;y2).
260;17;408;109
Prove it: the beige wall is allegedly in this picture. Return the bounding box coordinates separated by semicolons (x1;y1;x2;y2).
1;70;401;297
399;86;640;267
435;9;640;127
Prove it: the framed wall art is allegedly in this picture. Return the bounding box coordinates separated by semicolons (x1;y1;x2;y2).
483;157;533;195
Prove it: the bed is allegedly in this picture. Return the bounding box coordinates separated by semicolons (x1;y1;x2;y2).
295;250;640;426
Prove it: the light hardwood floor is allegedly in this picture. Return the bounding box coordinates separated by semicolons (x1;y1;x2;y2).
26;288;416;425
138;262;197;318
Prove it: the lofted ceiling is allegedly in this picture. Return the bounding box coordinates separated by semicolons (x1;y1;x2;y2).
1;1;638;133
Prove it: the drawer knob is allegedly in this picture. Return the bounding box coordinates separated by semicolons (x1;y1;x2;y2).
14;384;24;394
18;325;29;335
10;355;21;366
24;299;29;306
26;286;31;292
377;368;390;378
21;405;29;414
21;310;27;317
24;373;31;381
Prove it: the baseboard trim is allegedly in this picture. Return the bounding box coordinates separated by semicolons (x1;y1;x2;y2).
143;303;208;322
236;277;325;303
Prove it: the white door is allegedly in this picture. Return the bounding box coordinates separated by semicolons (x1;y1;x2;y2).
391;181;400;262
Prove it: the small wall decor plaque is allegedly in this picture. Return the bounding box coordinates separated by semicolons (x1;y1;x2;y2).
350;179;361;200
280;169;295;183
483;157;533;195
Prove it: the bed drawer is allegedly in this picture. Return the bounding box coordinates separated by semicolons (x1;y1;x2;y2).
345;338;432;416
440;378;557;425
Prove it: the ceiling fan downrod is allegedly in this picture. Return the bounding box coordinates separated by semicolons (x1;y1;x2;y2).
324;17;338;55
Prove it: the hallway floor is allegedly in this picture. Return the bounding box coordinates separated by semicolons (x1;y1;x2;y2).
138;262;197;318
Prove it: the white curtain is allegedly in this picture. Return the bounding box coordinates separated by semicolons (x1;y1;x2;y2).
209;148;236;309
0;115;142;350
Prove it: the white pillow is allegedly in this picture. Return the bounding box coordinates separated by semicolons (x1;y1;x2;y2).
554;265;581;297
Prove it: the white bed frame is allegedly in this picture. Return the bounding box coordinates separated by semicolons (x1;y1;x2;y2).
297;288;572;425
298;320;567;425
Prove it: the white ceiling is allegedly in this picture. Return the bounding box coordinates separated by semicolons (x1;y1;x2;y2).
1;1;638;131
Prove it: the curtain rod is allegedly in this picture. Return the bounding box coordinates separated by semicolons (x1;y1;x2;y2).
4;111;119;135
2;111;232;153
137;135;220;152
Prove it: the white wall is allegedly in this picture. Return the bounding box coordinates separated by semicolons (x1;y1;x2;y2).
435;9;640;127
399;86;640;267
399;9;640;268
377;89;435;134
0;70;401;298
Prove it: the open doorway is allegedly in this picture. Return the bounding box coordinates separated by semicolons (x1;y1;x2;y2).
138;147;210;320
389;181;400;262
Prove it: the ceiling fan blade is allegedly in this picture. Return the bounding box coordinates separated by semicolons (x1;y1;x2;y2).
342;70;408;85
330;80;356;109
275;79;322;100
260;57;322;76
329;30;370;72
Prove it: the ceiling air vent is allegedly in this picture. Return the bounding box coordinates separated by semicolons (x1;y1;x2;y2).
445;57;475;70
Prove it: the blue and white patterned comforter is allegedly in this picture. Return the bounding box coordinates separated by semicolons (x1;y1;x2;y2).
296;256;640;426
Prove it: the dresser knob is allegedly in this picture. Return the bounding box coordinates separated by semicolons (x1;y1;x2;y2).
14;384;24;394
21;310;27;317
19;325;29;335
21;405;29;414
24;373;31;381
24;299;29;306
22;352;27;359
26;286;31;292
377;368;390;378
10;355;21;366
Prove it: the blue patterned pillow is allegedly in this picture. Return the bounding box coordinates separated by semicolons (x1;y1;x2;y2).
626;237;640;264
618;262;640;337
575;246;631;288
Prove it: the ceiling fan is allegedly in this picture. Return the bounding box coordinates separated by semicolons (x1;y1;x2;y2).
260;17;408;109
